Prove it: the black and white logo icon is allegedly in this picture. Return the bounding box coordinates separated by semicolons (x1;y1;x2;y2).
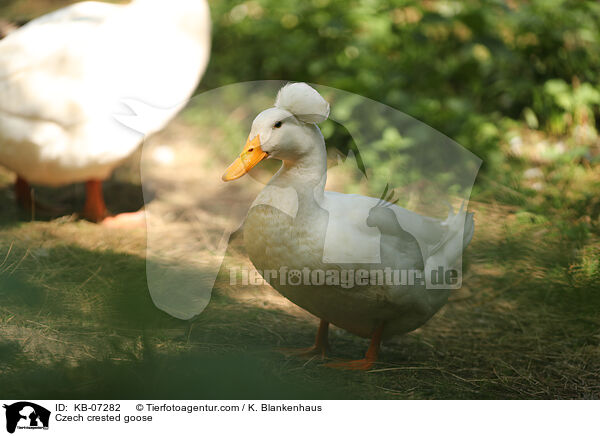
3;402;50;434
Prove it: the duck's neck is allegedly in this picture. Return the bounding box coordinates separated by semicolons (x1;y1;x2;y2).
270;138;327;204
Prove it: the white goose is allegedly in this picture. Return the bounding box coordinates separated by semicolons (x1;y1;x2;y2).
223;83;474;370
0;0;211;225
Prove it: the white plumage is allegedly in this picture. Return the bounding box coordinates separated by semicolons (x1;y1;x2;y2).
274;82;330;124
224;83;474;369
0;0;210;222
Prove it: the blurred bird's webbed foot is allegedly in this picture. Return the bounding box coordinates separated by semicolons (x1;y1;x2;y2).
324;322;384;371
277;319;329;359
101;210;146;229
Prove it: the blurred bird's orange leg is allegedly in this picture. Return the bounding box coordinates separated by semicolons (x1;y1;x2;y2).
15;175;66;218
15;175;33;210
82;179;108;223
277;319;329;358
325;323;384;370
82;179;145;228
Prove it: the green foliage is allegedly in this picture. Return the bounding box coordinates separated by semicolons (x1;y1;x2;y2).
537;78;600;138
203;0;600;167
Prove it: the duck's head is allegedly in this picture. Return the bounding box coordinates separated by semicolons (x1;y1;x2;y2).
222;83;330;181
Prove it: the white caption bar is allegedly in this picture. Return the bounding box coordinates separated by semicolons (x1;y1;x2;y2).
0;400;596;436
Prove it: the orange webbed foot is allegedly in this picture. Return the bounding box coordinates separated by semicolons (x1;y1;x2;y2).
324;358;376;371
324;323;384;371
276;319;329;361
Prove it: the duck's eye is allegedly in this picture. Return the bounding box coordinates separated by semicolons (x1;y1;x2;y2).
274;121;282;128
247;148;254;152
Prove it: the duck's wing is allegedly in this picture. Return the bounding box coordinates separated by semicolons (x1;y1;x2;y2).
322;191;448;257
321;191;473;273
320;192;385;264
390;200;474;286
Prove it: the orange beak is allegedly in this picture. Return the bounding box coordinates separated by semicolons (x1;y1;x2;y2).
222;135;268;182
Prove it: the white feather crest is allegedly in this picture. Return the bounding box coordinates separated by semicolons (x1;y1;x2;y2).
274;82;330;124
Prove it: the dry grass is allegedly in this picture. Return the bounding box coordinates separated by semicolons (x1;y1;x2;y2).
0;115;598;399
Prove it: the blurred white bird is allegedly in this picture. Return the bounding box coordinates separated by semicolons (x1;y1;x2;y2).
0;0;211;226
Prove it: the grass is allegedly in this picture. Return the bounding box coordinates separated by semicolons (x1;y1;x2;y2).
0;109;598;400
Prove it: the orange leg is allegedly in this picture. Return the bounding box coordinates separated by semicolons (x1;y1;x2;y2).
82;179;108;223
325;323;384;371
277;319;329;358
82;179;146;228
15;175;66;218
15;175;33;211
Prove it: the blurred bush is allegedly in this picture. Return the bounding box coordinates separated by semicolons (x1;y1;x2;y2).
204;0;600;173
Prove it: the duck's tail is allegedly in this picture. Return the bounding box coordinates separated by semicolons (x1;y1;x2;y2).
423;201;474;288
462;210;475;249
